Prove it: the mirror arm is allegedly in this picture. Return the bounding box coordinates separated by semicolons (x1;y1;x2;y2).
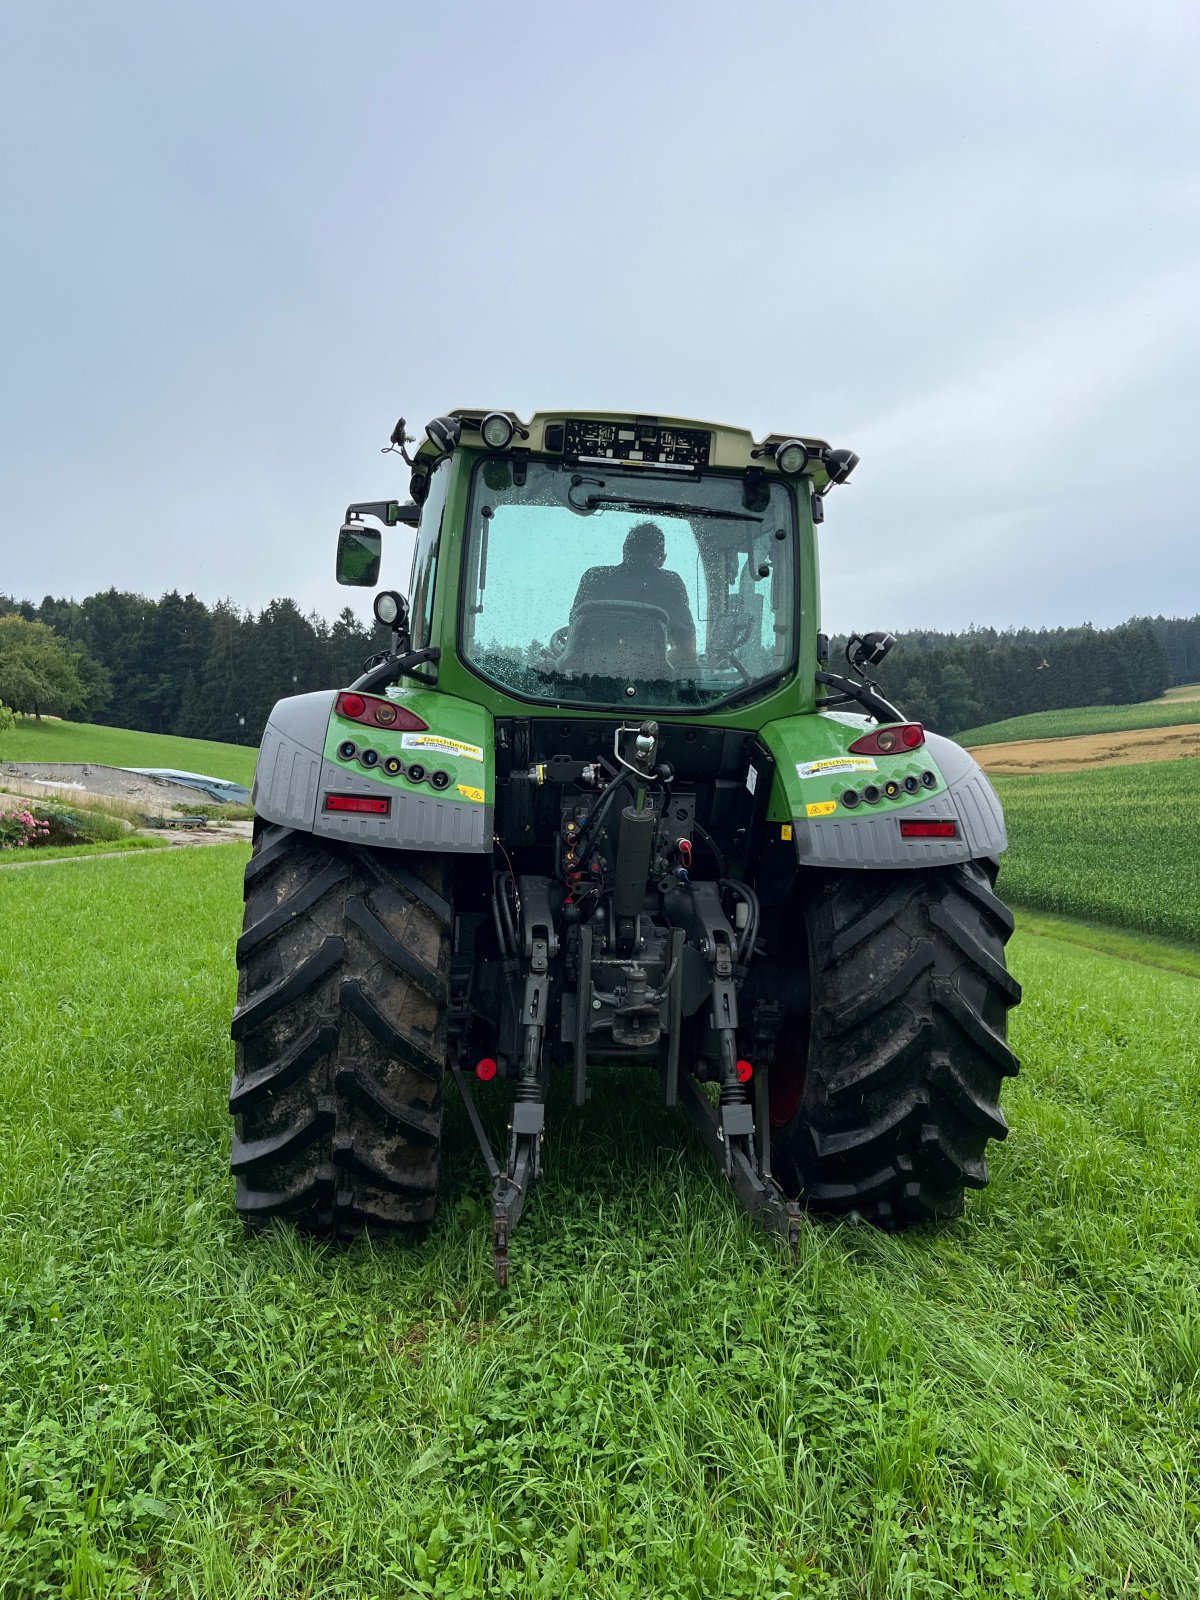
344;500;420;528
815;669;904;724
350;647;441;693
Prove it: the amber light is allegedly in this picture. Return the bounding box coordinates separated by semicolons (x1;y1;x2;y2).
325;794;390;815
334;692;428;731
849;723;925;756
899;820;957;839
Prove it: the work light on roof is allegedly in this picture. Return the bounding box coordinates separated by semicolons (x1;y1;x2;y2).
775;439;809;475
480;412;515;450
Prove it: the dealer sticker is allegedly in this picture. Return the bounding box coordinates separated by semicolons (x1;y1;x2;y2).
401;733;484;763
796;756;878;780
805;800;838;818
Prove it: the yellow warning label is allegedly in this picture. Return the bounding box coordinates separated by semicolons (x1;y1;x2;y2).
806;800;838;818
456;784;485;803
781;823;794;841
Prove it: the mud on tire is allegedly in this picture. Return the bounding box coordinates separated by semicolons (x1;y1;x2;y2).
230;822;451;1237
772;859;1021;1227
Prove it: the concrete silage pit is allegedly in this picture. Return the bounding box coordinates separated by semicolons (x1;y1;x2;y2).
1;763;254;852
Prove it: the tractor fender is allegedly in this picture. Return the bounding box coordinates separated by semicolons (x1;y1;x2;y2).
760;714;1008;870
252;688;494;853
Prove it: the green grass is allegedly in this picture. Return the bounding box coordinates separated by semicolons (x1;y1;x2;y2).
0;835;169;867
959;696;1200;746
1;847;1198;1598
1;717;257;787
993;758;1200;944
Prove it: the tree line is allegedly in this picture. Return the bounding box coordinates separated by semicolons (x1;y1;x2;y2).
852;616;1189;735
1;587;1197;743
0;591;387;745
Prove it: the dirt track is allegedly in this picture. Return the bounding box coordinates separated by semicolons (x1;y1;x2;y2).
971;722;1200;774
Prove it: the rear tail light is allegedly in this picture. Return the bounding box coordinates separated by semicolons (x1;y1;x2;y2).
325;794;390;815
900;820;957;839
849;723;924;756
334;692;428;732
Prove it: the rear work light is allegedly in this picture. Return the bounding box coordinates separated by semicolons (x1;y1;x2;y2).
849;723;925;756
325;794;390;815
899;820;957;839
334;692;428;732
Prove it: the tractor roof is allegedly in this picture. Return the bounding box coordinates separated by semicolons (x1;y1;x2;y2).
412;408;843;488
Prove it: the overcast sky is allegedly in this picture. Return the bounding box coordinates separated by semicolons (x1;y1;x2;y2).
2;1;1197;635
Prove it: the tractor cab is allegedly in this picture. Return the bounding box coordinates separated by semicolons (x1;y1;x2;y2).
336;409;859;716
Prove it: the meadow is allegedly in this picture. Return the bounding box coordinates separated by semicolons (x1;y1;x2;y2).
959;693;1200;746
992;757;1200;943
2;718;257;788
1;846;1198;1598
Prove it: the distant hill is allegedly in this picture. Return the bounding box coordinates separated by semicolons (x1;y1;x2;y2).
960;690;1200;747
2;717;258;787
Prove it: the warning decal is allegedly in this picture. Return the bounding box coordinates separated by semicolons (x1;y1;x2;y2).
805;800;838;818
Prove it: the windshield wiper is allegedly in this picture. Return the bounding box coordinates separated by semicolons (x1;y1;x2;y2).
582;493;762;522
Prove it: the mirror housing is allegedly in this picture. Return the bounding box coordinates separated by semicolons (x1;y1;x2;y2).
336;522;382;587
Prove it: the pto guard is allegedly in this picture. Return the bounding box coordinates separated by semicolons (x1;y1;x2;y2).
252;688;495;853
761;712;1007;869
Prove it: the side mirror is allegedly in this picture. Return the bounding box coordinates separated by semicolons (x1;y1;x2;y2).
336;522;382;587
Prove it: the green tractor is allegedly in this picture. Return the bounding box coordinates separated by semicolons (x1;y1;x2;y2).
231;409;1020;1284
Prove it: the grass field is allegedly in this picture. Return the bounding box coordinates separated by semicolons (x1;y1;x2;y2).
2;847;1198;1598
1;718;257;787
959;695;1200;747
993;757;1200;943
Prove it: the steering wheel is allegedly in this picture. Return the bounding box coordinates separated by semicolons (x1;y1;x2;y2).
706;613;755;683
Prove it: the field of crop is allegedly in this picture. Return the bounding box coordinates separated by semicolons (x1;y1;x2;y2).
1;846;1198;1598
2;717;257;787
993;757;1200;943
959;694;1200;747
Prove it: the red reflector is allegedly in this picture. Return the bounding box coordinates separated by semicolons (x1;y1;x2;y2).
735;1059;754;1084
899;820;957;839
334;691;429;732
475;1057;498;1081
324;794;390;815
849;723;925;756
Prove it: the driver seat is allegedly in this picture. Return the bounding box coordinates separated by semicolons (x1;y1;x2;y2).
556;600;674;681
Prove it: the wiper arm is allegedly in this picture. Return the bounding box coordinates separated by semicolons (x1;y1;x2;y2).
583;493;762;522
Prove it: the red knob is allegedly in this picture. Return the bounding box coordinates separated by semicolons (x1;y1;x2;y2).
735;1059;754;1083
475;1057;498;1082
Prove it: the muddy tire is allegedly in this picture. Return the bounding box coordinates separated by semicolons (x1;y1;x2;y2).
229;821;451;1237
771;859;1020;1227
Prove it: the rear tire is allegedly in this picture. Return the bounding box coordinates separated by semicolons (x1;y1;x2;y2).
771;860;1020;1227
229;822;452;1237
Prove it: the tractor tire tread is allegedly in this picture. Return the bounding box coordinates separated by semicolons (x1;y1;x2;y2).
772;858;1019;1228
230;821;450;1236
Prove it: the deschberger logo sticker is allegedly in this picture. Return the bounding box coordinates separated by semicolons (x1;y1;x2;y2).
805;800;838;818
796;756;878;780
401;733;484;763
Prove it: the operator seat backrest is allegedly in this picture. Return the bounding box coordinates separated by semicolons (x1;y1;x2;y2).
557;600;674;681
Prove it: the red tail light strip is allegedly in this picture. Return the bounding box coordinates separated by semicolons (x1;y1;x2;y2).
325;795;390;815
899;820;957;839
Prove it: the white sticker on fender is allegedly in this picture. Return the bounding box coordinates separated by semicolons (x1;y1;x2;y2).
400;733;484;763
796;756;878;779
